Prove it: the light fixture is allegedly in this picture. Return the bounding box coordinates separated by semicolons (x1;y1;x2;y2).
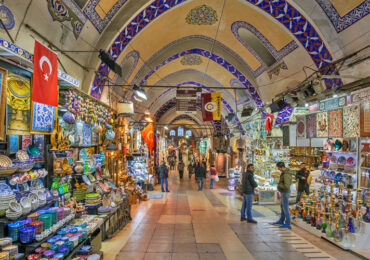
133;84;147;100
145;117;153;122
144;110;150;115
117;100;134;116
133;95;143;102
305;103;309;107
333;94;338;98
164;126;168;130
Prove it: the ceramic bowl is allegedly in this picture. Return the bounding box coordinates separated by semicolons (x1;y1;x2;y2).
36;191;46;201
27;145;41;157
9;201;22;213
20;197;31;208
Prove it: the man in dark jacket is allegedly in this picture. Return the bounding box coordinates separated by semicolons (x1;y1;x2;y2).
158;161;169;192
240;164;258;223
188;162;194;179
178;160;185;180
271;162;292;229
296;163;310;203
194;161;206;191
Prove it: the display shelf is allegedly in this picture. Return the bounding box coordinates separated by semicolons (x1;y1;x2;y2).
15;214;75;255
292;218;370;250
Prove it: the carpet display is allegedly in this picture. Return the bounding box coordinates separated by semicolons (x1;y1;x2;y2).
343;104;360;138
316;112;328;138
329;109;343;138
296;115;306;139
306;113;317;138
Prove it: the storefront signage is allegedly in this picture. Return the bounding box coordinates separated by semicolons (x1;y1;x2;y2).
176;89;197;115
319;96;346;111
351;87;370;104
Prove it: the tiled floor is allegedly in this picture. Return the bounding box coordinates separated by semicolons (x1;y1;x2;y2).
107;171;362;260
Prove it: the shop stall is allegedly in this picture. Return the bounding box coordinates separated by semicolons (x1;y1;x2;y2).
0;39;138;260
289;91;370;250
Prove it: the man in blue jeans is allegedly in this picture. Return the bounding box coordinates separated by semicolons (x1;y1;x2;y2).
194;160;206;191
158;161;169;192
240;164;258;223
271;162;292;229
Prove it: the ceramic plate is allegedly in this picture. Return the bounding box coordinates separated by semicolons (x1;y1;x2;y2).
16;150;29;161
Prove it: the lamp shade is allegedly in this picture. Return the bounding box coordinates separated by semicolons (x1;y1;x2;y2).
117;101;134;116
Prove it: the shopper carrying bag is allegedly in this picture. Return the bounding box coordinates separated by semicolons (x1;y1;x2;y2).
209;165;217;189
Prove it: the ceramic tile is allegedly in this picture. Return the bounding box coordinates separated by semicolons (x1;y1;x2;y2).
143;253;172;260
172;253;200;260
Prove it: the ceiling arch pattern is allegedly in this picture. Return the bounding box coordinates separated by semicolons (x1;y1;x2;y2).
315;0;369;33
231;21;298;76
147;68;236;110
229;79;252;105
90;0;341;99
169;115;202;126
137;48;264;109
131;35;258;86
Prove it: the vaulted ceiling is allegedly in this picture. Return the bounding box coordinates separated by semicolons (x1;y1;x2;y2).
1;0;369;135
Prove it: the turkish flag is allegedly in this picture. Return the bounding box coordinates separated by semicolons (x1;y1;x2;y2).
265;113;274;132
141;123;154;153
32;40;58;107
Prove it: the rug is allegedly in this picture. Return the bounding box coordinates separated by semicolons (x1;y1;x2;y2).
296;115;306;139
306;113;317;138
343;104;360;138
361;101;370;137
316;111;328;138
329;109;343;137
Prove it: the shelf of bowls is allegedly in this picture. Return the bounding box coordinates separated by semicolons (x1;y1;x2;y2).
290;183;370;250
360;137;370;189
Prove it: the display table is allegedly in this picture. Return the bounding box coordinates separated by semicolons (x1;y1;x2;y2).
258;190;278;204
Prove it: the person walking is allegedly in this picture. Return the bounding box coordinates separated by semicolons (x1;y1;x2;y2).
178;160;185;180
296;163;310;203
158;161;169;192
195;161;206;191
209;164;217;189
240;164;258;223
188;162;194;179
271;162;292;229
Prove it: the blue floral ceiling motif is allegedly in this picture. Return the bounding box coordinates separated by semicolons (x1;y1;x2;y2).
90;0;341;100
275;106;294;127
315;0;369;33
0;4;15;30
47;0;87;39
83;0;127;33
180;54;202;65
231;21;297;77
185;4;218;25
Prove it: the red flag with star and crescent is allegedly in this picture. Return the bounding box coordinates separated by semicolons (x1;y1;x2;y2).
141;123;154;153
32;40;58;107
265;113;274;132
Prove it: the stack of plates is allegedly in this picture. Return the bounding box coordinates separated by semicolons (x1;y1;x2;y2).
97;206;112;215
73;189;87;202
0;191;15;216
85;193;101;207
6;201;22;220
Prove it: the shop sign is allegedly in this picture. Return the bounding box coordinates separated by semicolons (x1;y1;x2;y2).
176;89;197;115
351;87;370;104
58;70;80;87
319;96;346;111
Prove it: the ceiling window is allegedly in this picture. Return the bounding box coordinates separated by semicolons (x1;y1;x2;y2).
237;27;276;67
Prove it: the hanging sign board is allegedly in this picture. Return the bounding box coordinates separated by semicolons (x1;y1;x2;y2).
176;89;197;115
319;96;346;111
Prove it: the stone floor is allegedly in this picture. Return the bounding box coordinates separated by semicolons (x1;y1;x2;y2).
104;171;363;260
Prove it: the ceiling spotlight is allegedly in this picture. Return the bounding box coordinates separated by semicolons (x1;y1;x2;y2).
164;126;168;130
305;103;309;107
226;113;235;121
145;117;153;123
333;94;338;98
133;95;143;102
133;84;147;100
312;80;324;94
144;110;150;115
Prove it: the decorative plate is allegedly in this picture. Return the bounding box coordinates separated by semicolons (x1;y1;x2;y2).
16;151;29;161
346;157;356;167
337;156;346;166
0;155;12;167
330;156;337;164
